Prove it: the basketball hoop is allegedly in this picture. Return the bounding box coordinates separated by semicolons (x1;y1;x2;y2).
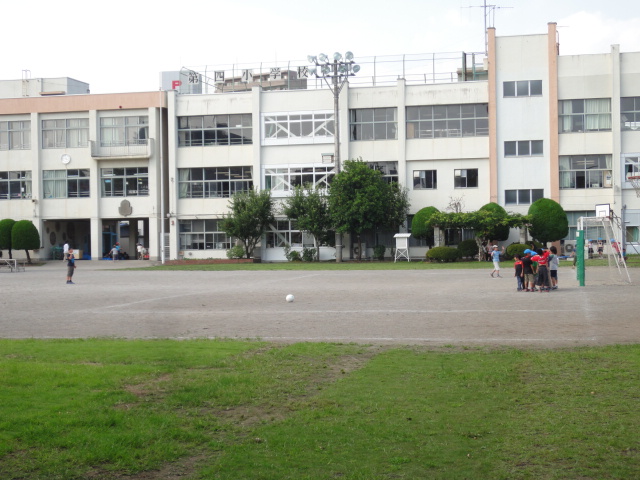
629;176;640;198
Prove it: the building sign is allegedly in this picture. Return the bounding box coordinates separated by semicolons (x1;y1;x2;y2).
214;71;225;83
241;69;253;83
269;68;282;80
297;66;309;78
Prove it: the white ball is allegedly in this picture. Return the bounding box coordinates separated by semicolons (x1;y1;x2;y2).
286;294;295;303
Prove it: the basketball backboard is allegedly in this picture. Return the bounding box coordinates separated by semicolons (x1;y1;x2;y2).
595;204;611;218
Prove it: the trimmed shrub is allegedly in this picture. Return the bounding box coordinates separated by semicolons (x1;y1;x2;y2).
226;245;245;259
457;239;478;259
426;246;460;262
373;244;386;261
506;243;529;258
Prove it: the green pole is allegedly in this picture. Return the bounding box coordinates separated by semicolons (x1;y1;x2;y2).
576;229;585;286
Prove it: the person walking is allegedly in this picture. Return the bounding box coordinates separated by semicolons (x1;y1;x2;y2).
110;244;119;261
137;243;143;260
490;245;505;278
66;248;76;284
62;241;69;261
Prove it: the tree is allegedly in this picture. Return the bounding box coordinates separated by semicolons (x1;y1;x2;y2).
528;198;569;245
11;220;40;264
328;159;410;260
220;189;275;259
282;185;332;261
0;219;16;259
411;206;439;247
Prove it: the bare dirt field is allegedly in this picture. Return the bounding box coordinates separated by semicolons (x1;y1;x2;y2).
1;261;638;347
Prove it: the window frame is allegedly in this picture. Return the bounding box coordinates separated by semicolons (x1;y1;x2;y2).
559;154;612;189
100;116;149;147
503;80;543;97
559;98;612;133
454;168;478;188
179;219;233;250
0;120;31;150
43;169;91;198
413;169;437;189
262;111;333;145
178;114;252;147
100;167;149;197
504;140;544;157
349;107;397;141
505;189;544;205
621;97;640;131
406;103;488;139
0;171;32;199
178;166;253;198
42;118;89;149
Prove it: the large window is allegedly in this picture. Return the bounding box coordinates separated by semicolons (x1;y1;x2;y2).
505;189;544;205
559;99;611;133
623;154;640;179
503;80;542;97
350;108;397;140
504;140;543;157
413;170;437;189
368;162;398;184
178;167;253;198
42;119;89;148
454;169;478;188
101;167;148;197
179;219;232;250
178;114;252;146
0;121;30;150
0;171;32;199
100;116;148;147
407;104;488;139
265;166;334;193
621;97;640;131
263;111;333;145
266;219;314;248
43;169;90;198
560;155;612;189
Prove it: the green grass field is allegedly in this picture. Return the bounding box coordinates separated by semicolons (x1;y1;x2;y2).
1;339;638;479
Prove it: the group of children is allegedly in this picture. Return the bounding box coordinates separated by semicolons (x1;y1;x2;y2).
513;246;559;292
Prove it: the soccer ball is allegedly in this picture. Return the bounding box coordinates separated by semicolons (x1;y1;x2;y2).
286;294;295;303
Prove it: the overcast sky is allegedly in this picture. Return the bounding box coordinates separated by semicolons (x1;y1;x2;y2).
2;0;639;94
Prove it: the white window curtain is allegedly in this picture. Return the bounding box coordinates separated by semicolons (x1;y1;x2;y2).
178;169;190;198
585;99;611;130
43;170;66;198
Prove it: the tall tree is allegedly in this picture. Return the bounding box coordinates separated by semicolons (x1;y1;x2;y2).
282;185;332;261
220;189;274;259
328;159;410;260
0;219;16;259
11;220;40;264
528;198;569;245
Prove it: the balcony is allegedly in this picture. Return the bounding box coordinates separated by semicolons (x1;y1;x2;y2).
90;139;154;160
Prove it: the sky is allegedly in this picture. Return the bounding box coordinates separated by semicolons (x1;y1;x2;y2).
2;0;640;94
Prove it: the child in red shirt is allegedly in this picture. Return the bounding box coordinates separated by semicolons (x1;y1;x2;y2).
531;248;551;292
514;254;524;291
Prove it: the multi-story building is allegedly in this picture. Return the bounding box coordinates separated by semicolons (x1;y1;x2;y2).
1;24;639;261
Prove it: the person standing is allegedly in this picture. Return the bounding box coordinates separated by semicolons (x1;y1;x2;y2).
110;244;119;261
514;254;524;291
521;250;535;292
532;248;551;292
62;241;69;261
490;245;505;278
137;243;143;260
66;248;76;284
549;245;559;290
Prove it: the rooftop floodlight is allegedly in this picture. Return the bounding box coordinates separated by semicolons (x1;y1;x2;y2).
352;64;361;74
307;55;317;64
309;66;317;76
338;64;348;74
321;64;331;75
333;52;342;62
318;53;328;63
345;51;354;61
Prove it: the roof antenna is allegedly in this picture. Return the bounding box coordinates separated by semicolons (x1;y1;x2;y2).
465;1;513;55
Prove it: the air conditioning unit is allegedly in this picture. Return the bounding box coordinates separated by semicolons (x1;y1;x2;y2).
562;240;576;255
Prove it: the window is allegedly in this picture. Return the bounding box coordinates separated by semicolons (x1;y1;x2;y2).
265;166;334;194
43;169;90;198
621;97;640;131
265;219;314;248
42;119;89;148
178;114;252;146
368;162;398;184
262;111;333;145
0;171;32;199
503;80;542;97
178;167;253;198
504;140;543;157
179;219;232;250
407;104;488;139
623;154;640;180
0;121;31;150
505;189;544;205
101;167;148;197
350;108;397;140
100;116;148;147
454;169;478;188
413;170;437;189
559;99;611;132
559;155;612;189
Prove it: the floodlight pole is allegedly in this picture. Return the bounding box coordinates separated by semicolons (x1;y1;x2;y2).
308;53;359;262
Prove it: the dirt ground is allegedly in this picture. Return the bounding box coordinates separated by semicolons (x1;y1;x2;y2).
1;260;638;347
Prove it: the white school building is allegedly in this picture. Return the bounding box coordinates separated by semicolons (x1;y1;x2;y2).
1;24;639;262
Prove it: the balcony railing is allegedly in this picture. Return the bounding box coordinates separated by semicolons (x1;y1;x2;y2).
90;139;154;159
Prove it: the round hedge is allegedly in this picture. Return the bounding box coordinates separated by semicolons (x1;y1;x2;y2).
426;246;460;262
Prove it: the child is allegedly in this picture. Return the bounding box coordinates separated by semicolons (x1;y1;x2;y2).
521;250;535;292
549;245;559;290
490;245;505;278
531;248;551;292
514;254;524;291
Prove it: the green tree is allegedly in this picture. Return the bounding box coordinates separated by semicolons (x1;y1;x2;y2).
220;189;274;259
282;185;332;261
528;198;569;245
411;206;440;247
0;218;16;259
11;220;40;264
328;159;410;260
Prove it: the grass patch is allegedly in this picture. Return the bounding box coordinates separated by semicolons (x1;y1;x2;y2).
1;340;639;479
